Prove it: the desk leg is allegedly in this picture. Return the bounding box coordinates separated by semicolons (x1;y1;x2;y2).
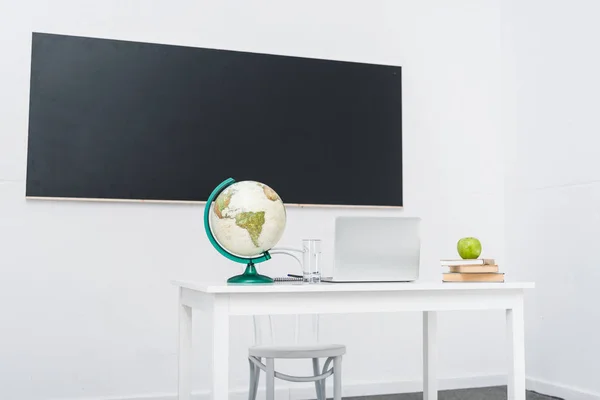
423;311;437;400
212;298;230;400
507;302;526;400
178;291;193;400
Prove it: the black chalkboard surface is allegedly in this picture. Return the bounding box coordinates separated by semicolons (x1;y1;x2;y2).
26;33;402;207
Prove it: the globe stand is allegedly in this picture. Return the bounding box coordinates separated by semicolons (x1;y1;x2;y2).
227;261;274;284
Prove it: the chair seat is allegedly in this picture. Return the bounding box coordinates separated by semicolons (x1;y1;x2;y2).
249;343;346;359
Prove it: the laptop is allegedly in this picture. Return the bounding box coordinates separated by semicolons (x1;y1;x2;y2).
323;216;421;283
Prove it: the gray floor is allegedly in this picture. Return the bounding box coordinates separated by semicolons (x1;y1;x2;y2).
343;386;562;400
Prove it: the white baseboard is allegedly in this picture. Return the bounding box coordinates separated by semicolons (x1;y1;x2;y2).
527;377;600;400
77;374;506;400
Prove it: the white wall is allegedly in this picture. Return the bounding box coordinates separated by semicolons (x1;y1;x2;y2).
0;1;508;399
503;1;600;399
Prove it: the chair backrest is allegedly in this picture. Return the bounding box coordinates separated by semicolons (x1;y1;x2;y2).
256;245;320;345
253;314;320;345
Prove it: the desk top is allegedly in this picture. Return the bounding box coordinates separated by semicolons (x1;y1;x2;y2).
173;280;535;294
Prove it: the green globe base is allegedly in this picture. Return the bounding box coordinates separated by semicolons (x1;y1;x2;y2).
227;262;274;284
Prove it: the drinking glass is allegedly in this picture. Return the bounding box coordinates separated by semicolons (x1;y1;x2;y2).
302;239;321;284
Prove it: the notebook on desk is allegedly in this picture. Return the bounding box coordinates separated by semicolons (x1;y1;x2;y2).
322;216;421;283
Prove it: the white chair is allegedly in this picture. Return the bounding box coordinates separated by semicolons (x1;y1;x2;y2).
247;314;345;400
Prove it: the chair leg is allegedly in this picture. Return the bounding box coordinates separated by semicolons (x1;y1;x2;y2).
248;358;260;400
266;358;275;400
248;359;256;400
253;359;261;400
333;356;342;400
312;358;324;400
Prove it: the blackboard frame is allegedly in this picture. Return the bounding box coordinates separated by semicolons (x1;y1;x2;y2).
26;32;403;208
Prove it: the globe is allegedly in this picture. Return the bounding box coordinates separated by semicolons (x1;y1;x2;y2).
204;178;287;284
209;180;287;257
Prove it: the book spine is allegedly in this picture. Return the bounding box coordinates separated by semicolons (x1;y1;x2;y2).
440;258;496;266
447;265;499;273
442;273;504;282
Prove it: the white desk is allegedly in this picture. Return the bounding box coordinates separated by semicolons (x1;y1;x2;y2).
173;281;534;400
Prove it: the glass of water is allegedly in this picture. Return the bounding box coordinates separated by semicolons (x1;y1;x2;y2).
302;239;321;284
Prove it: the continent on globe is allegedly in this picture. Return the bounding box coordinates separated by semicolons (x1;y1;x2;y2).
214;188;233;219
235;211;265;247
261;184;280;201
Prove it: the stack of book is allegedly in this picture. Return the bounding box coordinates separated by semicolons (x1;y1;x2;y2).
440;258;504;282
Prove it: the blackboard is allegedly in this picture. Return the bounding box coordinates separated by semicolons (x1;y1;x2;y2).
26;33;403;207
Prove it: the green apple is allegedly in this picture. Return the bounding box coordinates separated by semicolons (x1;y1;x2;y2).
457;237;482;259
